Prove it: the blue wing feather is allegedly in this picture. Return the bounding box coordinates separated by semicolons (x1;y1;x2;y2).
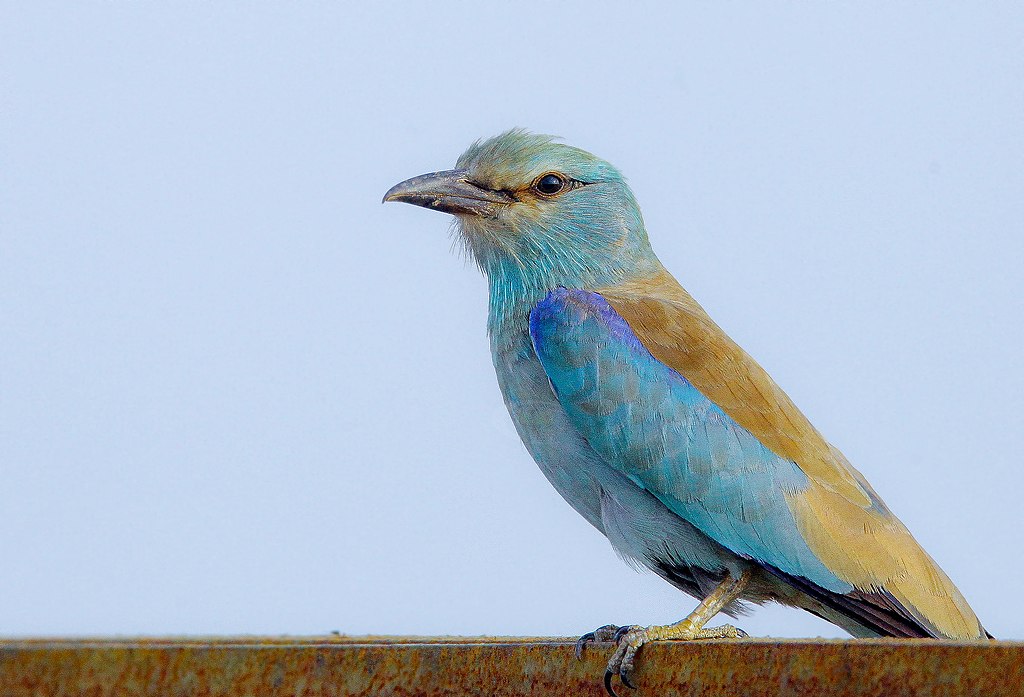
529;288;853;594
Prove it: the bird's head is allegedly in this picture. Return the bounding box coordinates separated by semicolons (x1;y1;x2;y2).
384;130;660;303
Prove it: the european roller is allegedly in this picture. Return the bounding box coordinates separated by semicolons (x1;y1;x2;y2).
384;130;987;694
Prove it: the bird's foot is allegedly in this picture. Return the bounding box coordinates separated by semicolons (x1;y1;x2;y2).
601;621;748;697
579;571;753;695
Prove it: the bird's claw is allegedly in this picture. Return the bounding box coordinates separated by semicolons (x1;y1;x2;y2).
603;625;644;697
574;624;622;660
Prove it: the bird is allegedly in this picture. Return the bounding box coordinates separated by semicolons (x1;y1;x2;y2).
383;130;988;695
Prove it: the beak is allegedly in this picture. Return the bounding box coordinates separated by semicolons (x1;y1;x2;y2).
382;169;513;218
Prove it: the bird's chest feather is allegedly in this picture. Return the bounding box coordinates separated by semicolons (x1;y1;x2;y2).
490;327;609;530
489;323;742;578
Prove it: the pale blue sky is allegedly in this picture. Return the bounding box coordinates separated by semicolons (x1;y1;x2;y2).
2;3;1022;639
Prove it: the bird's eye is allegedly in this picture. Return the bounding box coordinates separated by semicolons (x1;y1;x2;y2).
534;173;565;196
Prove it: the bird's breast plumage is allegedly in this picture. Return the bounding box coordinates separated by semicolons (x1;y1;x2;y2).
489;317;747;588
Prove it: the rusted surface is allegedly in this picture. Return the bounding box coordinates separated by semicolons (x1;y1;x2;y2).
1;636;1022;696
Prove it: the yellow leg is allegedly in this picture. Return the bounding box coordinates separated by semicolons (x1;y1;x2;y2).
604;569;751;696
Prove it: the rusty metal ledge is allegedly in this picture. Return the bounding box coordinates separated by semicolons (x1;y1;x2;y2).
2;636;1022;696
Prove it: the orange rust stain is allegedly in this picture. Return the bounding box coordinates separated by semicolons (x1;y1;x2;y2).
0;637;1021;697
